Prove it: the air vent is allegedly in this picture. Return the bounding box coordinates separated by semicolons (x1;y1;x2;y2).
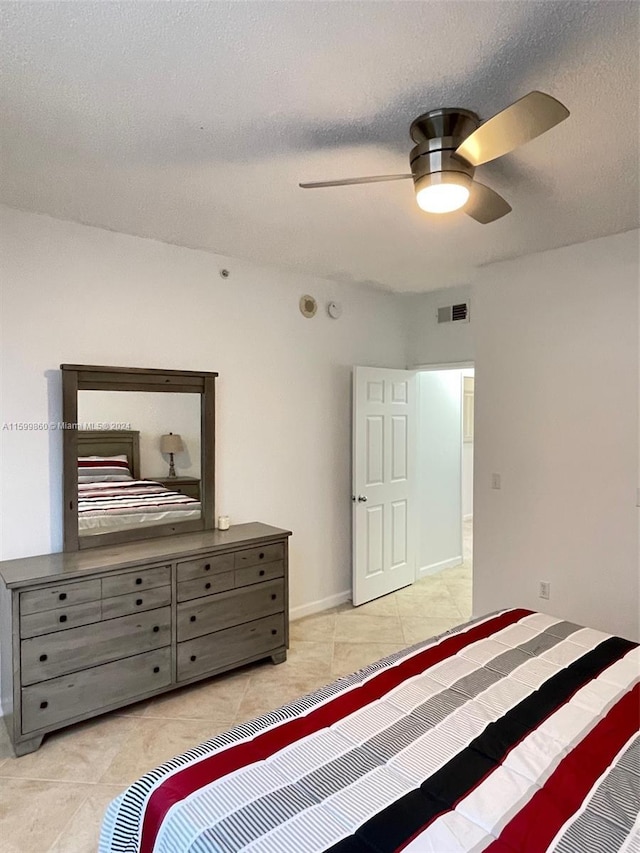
437;302;470;324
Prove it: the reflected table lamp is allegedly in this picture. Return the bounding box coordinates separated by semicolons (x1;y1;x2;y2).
160;432;184;478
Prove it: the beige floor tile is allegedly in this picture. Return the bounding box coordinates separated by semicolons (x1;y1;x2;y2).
274;640;333;677
0;722;13;761
0;778;90;853
331;641;407;677
111;697;154;717
345;595;399;617
441;565;472;583
442;578;472;596
401;616;462;645
237;671;330;721
142;670;250;721
334;612;404;644
0;714;137;783
396;591;463;620
396;575;447;597
48;784;123;853
289;610;336;642
99;717;227;787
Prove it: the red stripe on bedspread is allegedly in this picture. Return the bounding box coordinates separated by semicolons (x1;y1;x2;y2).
139;608;532;853
485;682;640;853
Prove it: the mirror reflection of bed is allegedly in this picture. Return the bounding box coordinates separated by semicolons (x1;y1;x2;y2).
77;429;202;536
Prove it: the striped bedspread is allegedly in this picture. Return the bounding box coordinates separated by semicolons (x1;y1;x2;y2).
78;480;200;518
99;609;640;853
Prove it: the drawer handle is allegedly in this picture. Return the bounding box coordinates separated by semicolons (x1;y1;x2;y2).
190;615;196;623
190;655;197;662
271;629;277;635
40;701;48;709
59;614;67;623
153;626;160;633
153;666;160;674
135;578;143;585
58;592;67;601
136;598;143;606
271;594;277;600
259;552;265;560
205;582;211;590
204;563;211;571
39;654;48;662
259;569;265;577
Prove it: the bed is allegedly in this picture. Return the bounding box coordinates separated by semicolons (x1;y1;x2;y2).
99;608;639;853
77;430;201;535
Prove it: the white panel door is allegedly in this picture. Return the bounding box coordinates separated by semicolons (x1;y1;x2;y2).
352;366;416;606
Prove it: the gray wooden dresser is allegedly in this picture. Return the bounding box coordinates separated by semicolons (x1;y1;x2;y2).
0;522;290;755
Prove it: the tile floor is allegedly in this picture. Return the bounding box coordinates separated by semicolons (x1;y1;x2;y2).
0;524;472;852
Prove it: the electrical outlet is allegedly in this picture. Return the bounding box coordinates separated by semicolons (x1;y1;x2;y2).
491;473;501;490
539;581;551;600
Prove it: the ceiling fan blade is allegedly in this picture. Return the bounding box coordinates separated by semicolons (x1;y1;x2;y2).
299;174;412;189
464;181;512;224
455;91;569;167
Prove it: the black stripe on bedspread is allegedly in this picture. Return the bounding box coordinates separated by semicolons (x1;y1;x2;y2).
327;635;636;853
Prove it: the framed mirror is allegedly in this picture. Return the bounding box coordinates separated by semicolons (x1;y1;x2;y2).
61;364;217;551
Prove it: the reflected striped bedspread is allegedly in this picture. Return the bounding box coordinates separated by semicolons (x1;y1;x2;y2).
99;609;640;853
78;480;200;517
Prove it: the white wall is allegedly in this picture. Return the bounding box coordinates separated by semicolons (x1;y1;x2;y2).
0;206;408;619
416;369;463;576
472;230;639;642
78;390;202;478
404;284;474;367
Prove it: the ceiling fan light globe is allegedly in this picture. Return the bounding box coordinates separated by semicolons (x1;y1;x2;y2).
415;173;471;214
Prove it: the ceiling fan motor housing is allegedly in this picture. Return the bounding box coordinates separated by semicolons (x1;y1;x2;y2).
409;108;479;189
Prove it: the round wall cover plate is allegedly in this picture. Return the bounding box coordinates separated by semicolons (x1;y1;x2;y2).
327;301;342;319
299;295;317;318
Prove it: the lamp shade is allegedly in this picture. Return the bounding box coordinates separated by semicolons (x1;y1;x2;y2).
160;433;184;454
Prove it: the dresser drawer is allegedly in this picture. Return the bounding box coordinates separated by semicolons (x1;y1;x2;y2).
20;600;101;639
177;571;235;602
20;578;101;616
101;565;170;598
177;553;234;583
177;579;284;642
21;606;171;685
234;561;284;589
177;614;285;681
234;543;284;569
21;647;171;734
102;585;171;620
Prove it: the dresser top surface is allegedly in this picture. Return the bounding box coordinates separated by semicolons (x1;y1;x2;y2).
0;523;291;588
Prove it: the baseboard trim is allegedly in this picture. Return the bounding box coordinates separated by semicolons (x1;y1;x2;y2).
418;555;463;579
290;589;351;621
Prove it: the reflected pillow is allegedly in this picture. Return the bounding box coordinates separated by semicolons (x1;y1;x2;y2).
78;455;133;483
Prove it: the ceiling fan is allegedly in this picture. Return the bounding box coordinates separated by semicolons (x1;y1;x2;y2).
299;91;569;224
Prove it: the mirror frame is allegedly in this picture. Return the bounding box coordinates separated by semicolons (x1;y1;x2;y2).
61;364;217;551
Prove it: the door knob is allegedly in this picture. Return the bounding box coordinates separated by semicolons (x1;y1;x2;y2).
357;495;368;502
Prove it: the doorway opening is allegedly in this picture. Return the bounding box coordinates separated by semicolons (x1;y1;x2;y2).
414;365;474;621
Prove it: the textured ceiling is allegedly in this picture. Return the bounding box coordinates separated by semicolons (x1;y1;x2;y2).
1;1;638;292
